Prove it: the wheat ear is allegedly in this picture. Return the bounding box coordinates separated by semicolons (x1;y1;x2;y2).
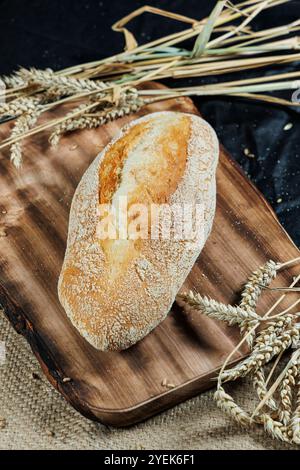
240;260;278;310
278;364;298;425
0;97;40;118
259;414;290;443
180;292;260;327
252;368;277;411
291;377;300;444
17;67;110;95
10;109;41;168
49;99;143;146
220;325;299;383
214;387;252;427
240;260;278;347
1;73;25;88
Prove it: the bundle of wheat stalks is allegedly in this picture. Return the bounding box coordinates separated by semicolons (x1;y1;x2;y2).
0;0;300;167
179;256;300;445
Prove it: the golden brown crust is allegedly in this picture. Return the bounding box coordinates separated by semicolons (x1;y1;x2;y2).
58;111;219;351
99;115;190;206
99;121;149;205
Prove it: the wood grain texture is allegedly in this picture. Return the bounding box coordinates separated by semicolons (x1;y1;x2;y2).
0;83;299;426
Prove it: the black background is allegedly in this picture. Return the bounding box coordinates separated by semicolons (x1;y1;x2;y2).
0;0;299;247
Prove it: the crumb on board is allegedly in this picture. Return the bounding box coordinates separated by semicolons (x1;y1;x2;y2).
0;228;7;237
62;377;72;383
45;429;55;437
161;378;175;389
244;148;255;158
283;122;293;131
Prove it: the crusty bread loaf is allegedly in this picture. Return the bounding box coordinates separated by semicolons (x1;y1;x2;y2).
58;111;219;351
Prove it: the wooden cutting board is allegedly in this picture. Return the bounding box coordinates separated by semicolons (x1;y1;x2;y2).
0;83;299;426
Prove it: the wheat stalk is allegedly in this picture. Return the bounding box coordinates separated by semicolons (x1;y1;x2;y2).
253;368;278;410
9;109;42;168
49;94;143;146
180;291;260;326
0;97;41;118
240;260;278;310
220;325;299;383
48;102;95;146
214;386;253;426
1;74;25;89
252;348;300;418
255;314;295;345
240;260;278;347
217;272;300;390
185;255;300;445
278;364;298;425
291;377;300;444
17;67;110;96
259;413;290;442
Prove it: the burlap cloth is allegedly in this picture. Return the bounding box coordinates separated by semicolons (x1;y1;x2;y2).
0;311;297;450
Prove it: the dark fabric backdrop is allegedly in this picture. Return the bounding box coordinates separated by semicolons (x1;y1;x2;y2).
0;0;299;246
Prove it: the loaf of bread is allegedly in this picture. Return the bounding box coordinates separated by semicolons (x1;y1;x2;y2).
58;111;219;351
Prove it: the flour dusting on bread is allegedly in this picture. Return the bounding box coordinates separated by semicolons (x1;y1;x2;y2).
58;111;219;351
